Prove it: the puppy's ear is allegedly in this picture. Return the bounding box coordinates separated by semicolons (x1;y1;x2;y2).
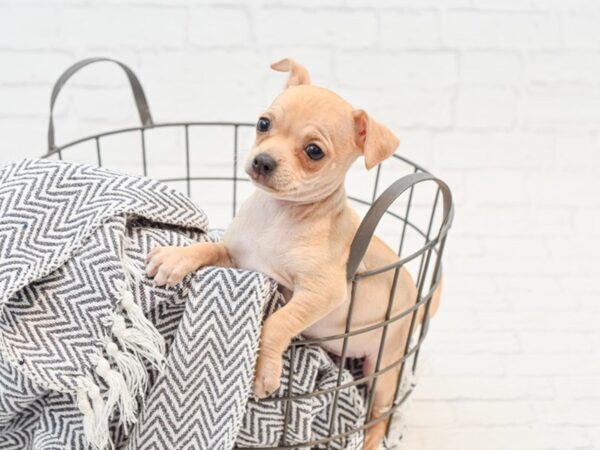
353;110;400;170
271;58;311;88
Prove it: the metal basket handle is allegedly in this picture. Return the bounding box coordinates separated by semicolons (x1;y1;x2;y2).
346;171;454;280
47;57;154;151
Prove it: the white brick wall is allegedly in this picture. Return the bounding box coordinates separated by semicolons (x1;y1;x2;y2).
1;1;599;449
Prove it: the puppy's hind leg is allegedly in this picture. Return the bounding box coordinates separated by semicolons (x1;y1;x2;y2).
362;351;402;450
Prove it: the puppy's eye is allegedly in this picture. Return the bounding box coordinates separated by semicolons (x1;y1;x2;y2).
305;144;324;161
257;117;271;133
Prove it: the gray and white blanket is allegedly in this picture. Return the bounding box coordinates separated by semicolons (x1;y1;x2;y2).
0;159;365;450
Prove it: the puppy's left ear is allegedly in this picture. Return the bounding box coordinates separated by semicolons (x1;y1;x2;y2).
271;58;311;88
353;110;400;170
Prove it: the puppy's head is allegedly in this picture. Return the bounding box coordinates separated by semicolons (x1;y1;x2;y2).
246;58;399;203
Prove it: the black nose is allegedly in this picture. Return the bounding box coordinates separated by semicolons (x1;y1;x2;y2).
252;153;277;176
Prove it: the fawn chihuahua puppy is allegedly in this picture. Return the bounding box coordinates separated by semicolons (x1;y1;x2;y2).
146;59;439;449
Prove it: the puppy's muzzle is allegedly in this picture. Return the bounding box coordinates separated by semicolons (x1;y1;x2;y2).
252;153;277;176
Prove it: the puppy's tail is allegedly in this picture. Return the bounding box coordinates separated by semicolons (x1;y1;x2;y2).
417;276;443;325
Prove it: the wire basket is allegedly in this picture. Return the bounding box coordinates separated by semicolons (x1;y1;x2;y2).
42;58;454;449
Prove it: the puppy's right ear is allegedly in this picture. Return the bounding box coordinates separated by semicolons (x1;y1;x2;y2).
271;58;311;88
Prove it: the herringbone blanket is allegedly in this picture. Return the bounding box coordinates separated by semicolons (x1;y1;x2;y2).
0;160;365;450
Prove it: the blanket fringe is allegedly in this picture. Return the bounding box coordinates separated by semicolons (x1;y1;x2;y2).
119;288;166;363
77;276;166;449
77;377;109;450
95;357;136;428
105;339;148;405
111;314;165;372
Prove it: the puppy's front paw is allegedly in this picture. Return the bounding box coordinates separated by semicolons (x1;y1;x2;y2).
253;353;282;399
145;246;198;287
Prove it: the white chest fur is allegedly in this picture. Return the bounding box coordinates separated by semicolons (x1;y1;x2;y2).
224;191;297;290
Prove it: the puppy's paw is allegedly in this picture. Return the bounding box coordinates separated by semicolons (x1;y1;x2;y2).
253;353;282;399
145;245;198;287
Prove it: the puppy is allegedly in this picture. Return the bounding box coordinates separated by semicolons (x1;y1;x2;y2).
146;59;440;449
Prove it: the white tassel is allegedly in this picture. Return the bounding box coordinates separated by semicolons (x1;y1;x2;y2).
114;279;166;370
122;289;165;357
95;357;137;428
112;315;165;372
76;385;98;448
105;339;147;405
88;382;110;450
77;377;108;450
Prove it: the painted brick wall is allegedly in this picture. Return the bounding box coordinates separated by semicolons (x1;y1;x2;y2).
1;1;599;449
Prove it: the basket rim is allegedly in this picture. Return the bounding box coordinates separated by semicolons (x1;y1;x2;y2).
41;120;432;173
